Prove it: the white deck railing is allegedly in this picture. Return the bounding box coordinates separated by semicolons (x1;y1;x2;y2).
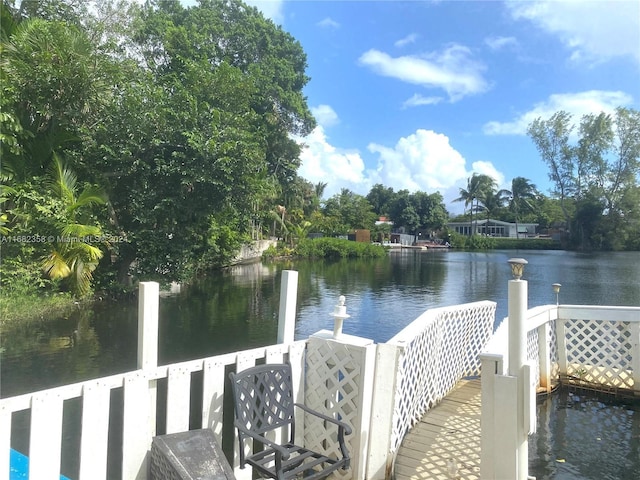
1;282;497;480
367;301;496;479
482;304;640;393
480;302;640;480
0;341;307;480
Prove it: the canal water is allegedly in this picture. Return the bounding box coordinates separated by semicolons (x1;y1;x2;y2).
2;249;639;479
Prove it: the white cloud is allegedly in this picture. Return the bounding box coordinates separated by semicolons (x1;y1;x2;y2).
358;45;489;102
296;127;369;197
484;36;519;51
367;130;469;192
402;94;443;108
311;104;340;128
244;0;285;24
295;127;505;213
483;90;634;135
506;0;640;65
317;17;340;29
395;33;419;48
471;161;505;188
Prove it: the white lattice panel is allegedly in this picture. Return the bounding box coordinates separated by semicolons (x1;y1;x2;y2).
527;328;541;388
304;335;375;480
564;319;634;388
388;302;495;452
549;319;560;380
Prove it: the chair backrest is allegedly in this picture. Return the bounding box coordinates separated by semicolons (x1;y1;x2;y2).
229;363;295;435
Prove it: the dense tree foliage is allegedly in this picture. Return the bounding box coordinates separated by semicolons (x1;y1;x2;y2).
528;108;640;250
1;0;317;296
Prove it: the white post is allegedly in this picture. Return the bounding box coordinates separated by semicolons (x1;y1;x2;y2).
134;281;159;479
537;322;551;393
277;270;298;344
556;317;568;376
366;343;402;480
138;281;159;370
507;260;528;480
480;352;504;480
630;322;640;395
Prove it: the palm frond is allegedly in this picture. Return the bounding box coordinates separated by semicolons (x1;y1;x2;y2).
42;250;71;279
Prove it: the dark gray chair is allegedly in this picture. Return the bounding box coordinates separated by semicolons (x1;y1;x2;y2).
229;363;352;480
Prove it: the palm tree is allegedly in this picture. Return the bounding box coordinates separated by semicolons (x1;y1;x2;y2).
41;153;106;296
481;189;510;234
454;174;496;235
506;177;538;238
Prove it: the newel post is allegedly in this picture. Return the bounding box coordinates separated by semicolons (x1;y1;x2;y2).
506;258;535;480
122;281;160;480
277;270;298;344
305;296;377;480
138;281;159;370
630;322;640;395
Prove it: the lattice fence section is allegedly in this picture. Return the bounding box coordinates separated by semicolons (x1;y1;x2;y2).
304;336;374;480
549;319;560;380
527;328;541;390
388;301;495;452
563;319;634;388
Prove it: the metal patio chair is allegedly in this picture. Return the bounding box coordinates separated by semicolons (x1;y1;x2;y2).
229;363;352;480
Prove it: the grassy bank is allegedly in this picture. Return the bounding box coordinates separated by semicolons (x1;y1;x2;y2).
0;292;77;329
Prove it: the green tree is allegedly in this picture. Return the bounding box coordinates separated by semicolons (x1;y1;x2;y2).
527;111;576;227
388;190;448;242
323;189;377;232
0;16;112;180
453;174;495;235
41;154;106;296
366;184;396;216
528;108;640;250
83;0;316;280
506;177;537;239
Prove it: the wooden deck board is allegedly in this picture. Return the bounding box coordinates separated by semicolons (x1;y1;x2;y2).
393;379;482;480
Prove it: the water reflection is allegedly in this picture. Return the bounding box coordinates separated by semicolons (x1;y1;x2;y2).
3;250;640;397
531;388;640;479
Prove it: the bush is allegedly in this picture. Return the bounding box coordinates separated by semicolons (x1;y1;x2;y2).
294;238;387;258
465;235;496;250
261;243;294;259
492;238;561;250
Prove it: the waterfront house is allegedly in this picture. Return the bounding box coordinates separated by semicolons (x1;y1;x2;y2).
447;218;538;238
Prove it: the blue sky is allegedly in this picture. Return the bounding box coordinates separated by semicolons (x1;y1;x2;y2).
187;1;640;214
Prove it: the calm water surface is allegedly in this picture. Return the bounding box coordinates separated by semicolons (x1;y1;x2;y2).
1;249;639;479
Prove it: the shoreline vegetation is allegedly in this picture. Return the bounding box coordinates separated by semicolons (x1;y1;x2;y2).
0;235;581;328
0;291;76;329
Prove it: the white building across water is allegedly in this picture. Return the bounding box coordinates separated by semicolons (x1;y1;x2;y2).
447;218;538;238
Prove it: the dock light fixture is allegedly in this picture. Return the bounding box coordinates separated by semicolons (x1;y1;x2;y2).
508;258;528;280
552;283;561;305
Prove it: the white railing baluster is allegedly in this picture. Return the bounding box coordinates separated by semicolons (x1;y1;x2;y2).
631;322;640;392
122;372;152;480
201;358;225;440
555;318;568;376
0;405;11;480
79;381;110;480
537;322;551;393
166;365;192;434
29;392;64;480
